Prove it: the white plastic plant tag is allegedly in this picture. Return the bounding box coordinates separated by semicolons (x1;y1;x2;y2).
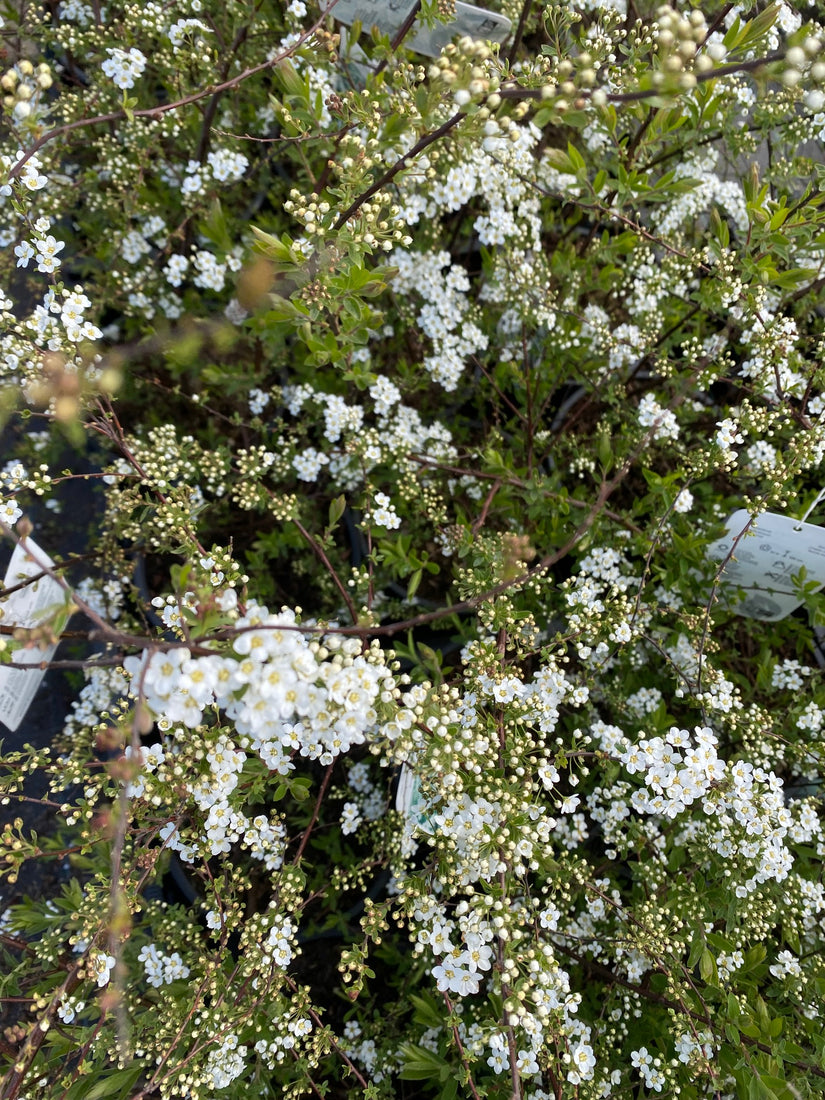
705;508;825;621
323;0;418;37
322;0;511;56
395;763;433;831
0;538;67;732
407;2;511;55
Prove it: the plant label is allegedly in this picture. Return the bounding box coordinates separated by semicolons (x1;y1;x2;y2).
322;0;511;56
395;763;433;830
0;539;67;732
705;508;825;621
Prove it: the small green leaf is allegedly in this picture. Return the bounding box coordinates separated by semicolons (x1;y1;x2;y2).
407;568;423;600
328;495;346;528
699;948;715;983
687;926;706;969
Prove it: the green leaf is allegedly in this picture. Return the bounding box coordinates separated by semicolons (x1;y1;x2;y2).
290;777;312;801
439;1076;458;1100
83;1066;143;1100
328;495;346;528
699;948;715;983
725;1022;740;1045
687;926;706;969
398;1043;449;1081
263;293;308;323
770;267;818;289
200;200;232;252
567;141;586;173
407;568;423;600
749;1074;779;1100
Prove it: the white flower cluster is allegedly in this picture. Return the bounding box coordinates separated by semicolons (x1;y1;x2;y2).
565;545;640;645
368;491;401;530
176;149;249;199
123;606;396;860
630;1046;666;1093
254;1015;313;1067
637;392;680;442
167;18;212;50
137;944;191;987
739;310;811;403
204;1033;247;1089
14;231;64;275
57;996;86;1024
1;149;47;197
88;951;116;987
771;658;811;691
397;118;544;251
391;250;488;391
610;724;798;893
407;893;594;1084
652;147;748;237
674;1029;715;1066
282;379;456;492
101;47;147;90
769;948;803;981
292;447;329;482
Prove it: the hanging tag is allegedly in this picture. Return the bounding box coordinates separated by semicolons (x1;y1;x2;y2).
395;763;433;831
407;2;511;56
0;538;68;732
705;508;825;621
321;0;511;57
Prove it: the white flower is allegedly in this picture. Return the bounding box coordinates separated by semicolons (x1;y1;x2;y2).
341;801;362;835
715;417;744;450
207;149;249;183
369;491;401;530
637;393;679;441
0;498;22;526
168;18;212;49
14;240;34;267
293;448;329;482
57;998;85;1024
673;488;693;513
539;904;560;930
631;1047;653;1069
90;952;116;987
101;47;147;90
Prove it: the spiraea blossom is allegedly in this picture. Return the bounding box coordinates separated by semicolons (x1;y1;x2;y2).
101;47;147;90
3;0;825;1097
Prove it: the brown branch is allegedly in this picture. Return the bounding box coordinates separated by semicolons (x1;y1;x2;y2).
333;110;464;229
507;0;532;67
293;518;358;624
374;1;423;76
292;762;335;865
496;49;786;106
6;10;335;181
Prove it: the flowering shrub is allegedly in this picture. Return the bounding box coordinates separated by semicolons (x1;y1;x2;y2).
2;0;825;1097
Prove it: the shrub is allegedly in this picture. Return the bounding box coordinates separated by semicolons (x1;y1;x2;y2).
2;0;825;1097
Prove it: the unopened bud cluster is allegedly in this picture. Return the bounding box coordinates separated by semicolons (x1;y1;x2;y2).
284;189;412;252
782;35;825;104
1;60;53;123
652;6;713;89
427;37;499;110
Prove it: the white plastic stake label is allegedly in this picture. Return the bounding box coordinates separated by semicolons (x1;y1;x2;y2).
705;508;825;621
322;0;511;56
0;539;65;732
395;763;433;831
